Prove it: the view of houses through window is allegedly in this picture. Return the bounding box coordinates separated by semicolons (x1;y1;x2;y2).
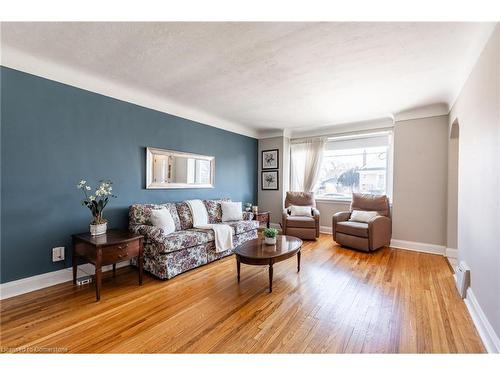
314;132;392;200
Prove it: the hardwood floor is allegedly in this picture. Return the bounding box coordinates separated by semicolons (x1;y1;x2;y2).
0;234;485;353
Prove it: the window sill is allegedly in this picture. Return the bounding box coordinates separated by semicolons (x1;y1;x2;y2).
315;197;393;205
315;198;352;204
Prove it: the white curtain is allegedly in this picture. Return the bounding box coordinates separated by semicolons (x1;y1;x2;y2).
290;137;326;192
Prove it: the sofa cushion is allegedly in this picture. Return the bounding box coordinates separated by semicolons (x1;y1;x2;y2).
150;208;176;235
286;215;316;228
336;221;369;238
203;198;231;223
221;201;243;222
176;202;194;230
129;203;181;231
225;220;259;234
161;229;215;253
148;221;258;254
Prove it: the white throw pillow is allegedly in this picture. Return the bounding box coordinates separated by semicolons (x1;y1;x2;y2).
290;205;313;217
221;201;243;222
349;210;378;223
150;208;176;234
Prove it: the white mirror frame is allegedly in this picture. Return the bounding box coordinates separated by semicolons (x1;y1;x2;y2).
146;147;215;189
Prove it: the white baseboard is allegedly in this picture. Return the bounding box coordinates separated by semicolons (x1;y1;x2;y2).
0;261;130;300
445;248;458;259
390;239;446;255
320;226;332;234
321;230;446;256
464;287;500;353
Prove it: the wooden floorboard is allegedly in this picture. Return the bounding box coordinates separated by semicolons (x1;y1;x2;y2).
0;234;485;353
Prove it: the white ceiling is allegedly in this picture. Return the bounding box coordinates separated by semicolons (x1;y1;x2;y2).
1;22;496;138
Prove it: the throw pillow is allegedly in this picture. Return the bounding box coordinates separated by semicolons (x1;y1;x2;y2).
349;210;378;223
150;208;176;235
290;205;313;217
221;201;243;221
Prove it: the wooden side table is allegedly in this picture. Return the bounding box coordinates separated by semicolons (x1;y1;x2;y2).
253;211;271;229
72;229;144;301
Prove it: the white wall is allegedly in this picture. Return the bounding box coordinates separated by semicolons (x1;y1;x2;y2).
449;25;500;343
392;115;449;246
447;134;459;250
258;136;289;223
316;200;350;229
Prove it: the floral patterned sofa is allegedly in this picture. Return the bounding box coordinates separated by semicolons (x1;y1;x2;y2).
129;199;258;279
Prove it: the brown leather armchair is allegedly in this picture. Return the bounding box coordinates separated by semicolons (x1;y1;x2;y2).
282;192;320;240
332;193;391;252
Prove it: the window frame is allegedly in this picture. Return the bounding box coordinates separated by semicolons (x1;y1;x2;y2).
312;130;394;203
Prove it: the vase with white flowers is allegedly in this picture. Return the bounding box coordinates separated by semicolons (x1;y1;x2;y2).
77;179;116;236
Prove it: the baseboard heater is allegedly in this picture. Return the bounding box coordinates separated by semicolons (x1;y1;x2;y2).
455;261;470;298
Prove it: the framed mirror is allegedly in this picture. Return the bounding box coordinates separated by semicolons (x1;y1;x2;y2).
146;147;215;189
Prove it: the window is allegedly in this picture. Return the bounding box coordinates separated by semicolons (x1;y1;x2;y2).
314;131;392;200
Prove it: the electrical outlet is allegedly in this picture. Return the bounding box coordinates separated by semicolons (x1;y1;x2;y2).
76;275;93;286
52;247;65;262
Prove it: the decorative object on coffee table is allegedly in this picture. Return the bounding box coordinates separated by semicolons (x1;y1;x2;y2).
261;170;279;190
77;179;116;236
263;228;278;245
72;229;144;301
244;203;253;212
262;149;279;169
234;235;302;292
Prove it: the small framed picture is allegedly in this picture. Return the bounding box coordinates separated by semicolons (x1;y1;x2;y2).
261;149;279;170
261;170;279;190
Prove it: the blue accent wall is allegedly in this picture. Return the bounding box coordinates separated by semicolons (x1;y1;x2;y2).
0;67;258;283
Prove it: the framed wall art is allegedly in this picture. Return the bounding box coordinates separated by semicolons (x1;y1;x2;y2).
261;149;279;170
261;170;279;190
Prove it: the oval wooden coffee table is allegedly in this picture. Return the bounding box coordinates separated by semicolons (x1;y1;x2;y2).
234;235;303;292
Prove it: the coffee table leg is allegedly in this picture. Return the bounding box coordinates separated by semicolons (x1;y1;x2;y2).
237;256;241;283
268;260;273;293
297;250;301;272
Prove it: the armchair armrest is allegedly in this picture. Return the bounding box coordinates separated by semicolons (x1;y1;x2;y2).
312;208;320;237
282;208;290;232
333;211;351;222
332;211;351;241
368;215;392;250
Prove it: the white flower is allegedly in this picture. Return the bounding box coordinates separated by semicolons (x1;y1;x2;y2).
89;195;95;201
80;180;86;185
85;186;91;191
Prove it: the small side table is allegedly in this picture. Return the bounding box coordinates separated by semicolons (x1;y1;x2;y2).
72;229;144;301
253;211;271;229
